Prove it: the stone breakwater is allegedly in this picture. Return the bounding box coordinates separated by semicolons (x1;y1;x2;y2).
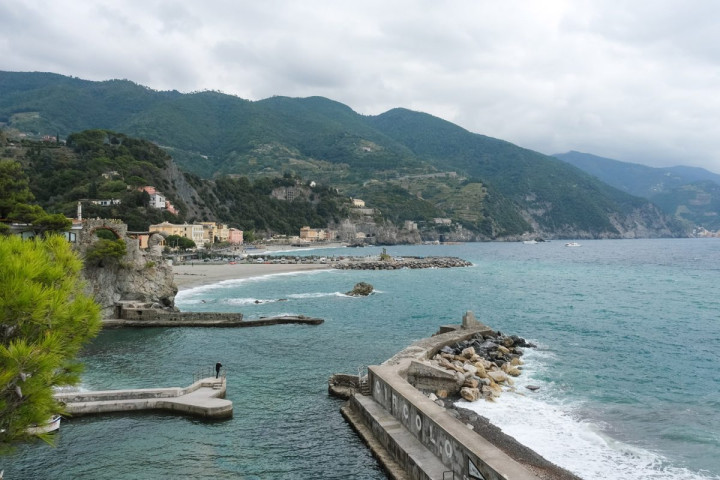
331;313;579;480
428;332;536;403
331;256;472;270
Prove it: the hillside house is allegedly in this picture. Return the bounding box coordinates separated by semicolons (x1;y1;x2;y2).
90;198;122;206
138;186;166;210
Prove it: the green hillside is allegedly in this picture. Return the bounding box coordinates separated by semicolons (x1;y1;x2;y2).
555;151;720;230
369;109;652;234
0;71;686;239
1;130;349;235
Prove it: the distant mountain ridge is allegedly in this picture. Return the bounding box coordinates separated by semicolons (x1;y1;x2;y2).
0;71;686;239
554;151;720;231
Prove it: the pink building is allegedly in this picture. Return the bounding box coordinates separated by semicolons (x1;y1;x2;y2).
228;228;244;244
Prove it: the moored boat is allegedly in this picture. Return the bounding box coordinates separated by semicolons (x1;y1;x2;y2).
26;415;61;435
565;242;581;247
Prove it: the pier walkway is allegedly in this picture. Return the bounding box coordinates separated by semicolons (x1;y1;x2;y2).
103;314;324;328
54;377;232;419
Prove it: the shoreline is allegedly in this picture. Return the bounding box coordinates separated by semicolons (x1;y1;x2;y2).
172;262;332;290
171;242;346;291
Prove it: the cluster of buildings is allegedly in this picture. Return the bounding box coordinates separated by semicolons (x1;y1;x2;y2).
149;221;243;248
89;185;179;216
299;226;335;242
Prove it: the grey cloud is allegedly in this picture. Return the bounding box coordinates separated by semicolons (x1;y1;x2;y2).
2;0;720;173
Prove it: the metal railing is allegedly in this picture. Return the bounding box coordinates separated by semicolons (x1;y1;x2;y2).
193;366;227;384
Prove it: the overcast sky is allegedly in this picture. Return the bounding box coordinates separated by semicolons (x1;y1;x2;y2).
3;1;720;173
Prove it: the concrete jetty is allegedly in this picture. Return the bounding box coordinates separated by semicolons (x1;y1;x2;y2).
331;314;565;480
102;315;324;328
54;377;232;419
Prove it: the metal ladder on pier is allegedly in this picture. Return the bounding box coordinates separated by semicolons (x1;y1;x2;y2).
357;365;371;396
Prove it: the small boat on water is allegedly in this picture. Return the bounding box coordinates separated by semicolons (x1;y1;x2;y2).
565;242;581;247
523;240;537;244
26;415;61;435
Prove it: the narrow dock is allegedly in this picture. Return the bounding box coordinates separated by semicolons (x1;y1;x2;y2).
102;315;324;328
54;377;232;419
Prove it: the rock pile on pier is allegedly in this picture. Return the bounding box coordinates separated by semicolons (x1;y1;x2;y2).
429;332;535;402
332;256;471;271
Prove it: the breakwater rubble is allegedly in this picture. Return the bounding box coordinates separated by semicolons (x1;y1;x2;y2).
332;313;579;480
332;256;472;270
243;253;472;270
428;331;537;402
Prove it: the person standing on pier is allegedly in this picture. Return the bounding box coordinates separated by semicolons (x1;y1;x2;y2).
215;362;222;378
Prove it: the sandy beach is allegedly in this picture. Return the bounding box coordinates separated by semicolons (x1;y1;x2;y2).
172;262;331;290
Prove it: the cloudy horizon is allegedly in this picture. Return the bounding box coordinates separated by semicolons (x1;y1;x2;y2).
2;1;720;173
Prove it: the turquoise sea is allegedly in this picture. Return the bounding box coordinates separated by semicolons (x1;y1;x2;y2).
3;239;720;479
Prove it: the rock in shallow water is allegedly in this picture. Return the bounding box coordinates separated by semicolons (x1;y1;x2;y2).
346;282;374;296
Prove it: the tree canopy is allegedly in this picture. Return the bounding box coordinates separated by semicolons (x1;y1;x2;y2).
0;235;101;447
164;234;195;251
0;159;35;220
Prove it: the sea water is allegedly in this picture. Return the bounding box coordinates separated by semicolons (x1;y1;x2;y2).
2;239;719;479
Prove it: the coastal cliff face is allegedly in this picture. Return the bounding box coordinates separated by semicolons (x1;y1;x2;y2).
76;219;177;318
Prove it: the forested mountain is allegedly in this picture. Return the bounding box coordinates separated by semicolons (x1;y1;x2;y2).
554;151;720;231
0;71;686;239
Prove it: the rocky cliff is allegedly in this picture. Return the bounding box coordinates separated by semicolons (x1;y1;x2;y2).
76;219;177;318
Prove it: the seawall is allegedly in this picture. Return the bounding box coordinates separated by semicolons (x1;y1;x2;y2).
103;314;323;328
103;304;323;328
333;315;575;480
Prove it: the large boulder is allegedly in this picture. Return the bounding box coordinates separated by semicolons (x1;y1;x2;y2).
460;387;481;402
346;282;374;296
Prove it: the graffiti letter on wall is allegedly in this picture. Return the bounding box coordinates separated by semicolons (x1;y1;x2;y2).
468;458;486;480
444;439;453;459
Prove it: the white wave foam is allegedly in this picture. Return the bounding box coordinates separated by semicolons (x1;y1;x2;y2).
217;292;349;304
175;269;332;300
456;348;716;480
247;312;297;319
223;297;269;306
287;292;347;299
177;298;213;305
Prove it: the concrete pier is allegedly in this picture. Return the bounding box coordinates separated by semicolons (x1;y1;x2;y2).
334;318;547;480
102;314;324;328
54;377;232;419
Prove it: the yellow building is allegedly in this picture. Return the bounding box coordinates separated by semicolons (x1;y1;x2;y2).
300;226;328;242
149;221;205;247
198;222;231;244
